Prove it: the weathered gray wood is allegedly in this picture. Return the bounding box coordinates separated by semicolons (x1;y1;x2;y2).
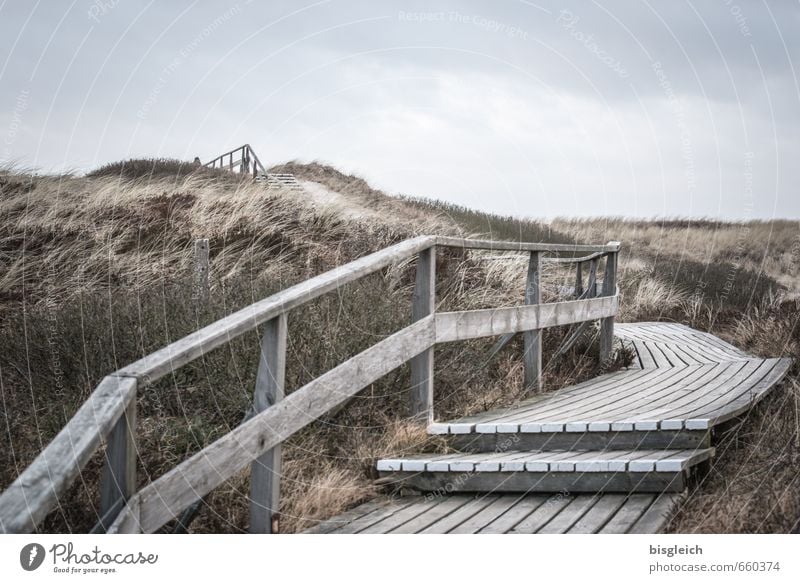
329;499;419;533
250;314;287;534
544;251;607;264
599;494;655;533
106;492;141;533
193;238;210;302
390;496;475;533
509;493;573;533
99;396;137;531
435;296;618;343
567;495;628;533
575;261;584;297
111;317;436;534
448;494;529;533
523;252;542;390
477;494;550;533
0;375;137;534
449;429;711;453
358;496;441;533
537;495;600;533
628;493;680;533
418;495;499;533
382;469;686;493
587;258;598;298
435;236;619;254
303;499;390;533
599;243;619;364
117;235;436;383
409;247;435;422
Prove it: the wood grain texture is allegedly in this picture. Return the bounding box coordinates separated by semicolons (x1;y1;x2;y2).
99;397;137;531
409;247;436;422
250;314;287;534
523;251;542;389
435;296;618;343
0;375;137;533
113;316;436;533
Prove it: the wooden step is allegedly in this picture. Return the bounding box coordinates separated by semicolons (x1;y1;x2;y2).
376;448;713;493
429;357;790;452
303;492;682;534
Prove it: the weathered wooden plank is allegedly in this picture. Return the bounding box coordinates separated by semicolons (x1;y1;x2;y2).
477;494;550;533
117;236;436;383
545;251;607;264
303;498;389;533
523;252;542;389
628;493;680;534
389;496;475;533
448;495;529;533
418;495;499;533
646;360;765;426
478;367;676;431
599;245;619;364
358;496;444;533
0;375;137;534
193;238;210;302
450;428;710;453
685;358;790;428
111;317;436;534
328;499;419;533
509;493;573;533
434;236;619;254
383;470;685;493
435;296;618;343
99;396;137;531
440;367;646;432
567;495;628;533
410;247;435;422
551;363;721;430
537;495;600;533
598;494;655;533
250;313;287;534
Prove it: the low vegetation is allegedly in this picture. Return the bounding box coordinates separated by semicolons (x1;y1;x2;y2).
0;160;797;533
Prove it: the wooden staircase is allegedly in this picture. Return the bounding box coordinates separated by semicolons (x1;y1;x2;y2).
308;323;790;533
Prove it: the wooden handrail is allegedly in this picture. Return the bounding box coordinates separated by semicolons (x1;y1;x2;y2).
0;234;620;534
203;144;266;176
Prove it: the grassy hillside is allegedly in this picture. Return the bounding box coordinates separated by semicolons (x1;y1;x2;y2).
0;160;797;533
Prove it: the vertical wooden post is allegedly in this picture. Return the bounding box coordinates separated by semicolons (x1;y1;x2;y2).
575;261;584;298
523;251;542;390
100;390;137;529
250;313;287;534
599;242;620;365
194;239;210;303
409;246;435;422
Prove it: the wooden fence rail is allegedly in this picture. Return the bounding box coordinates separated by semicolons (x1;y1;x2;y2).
203;143;266;176
0;235;620;534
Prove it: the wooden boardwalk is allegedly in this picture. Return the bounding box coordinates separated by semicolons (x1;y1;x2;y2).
308;323;790;534
2;235;790;535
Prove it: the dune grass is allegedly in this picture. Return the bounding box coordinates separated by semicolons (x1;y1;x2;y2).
1;160;797;533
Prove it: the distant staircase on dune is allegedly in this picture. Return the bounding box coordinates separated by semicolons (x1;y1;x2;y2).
202;143;302;190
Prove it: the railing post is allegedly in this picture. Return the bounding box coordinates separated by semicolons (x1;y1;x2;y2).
575;261;584;298
523;251;542;390
599;242;620;365
99;386;137;530
193;239;210;303
250;313;287;534
409;246;435;423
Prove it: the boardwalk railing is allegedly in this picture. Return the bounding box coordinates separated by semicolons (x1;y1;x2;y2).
203;143;266;176
0;236;620;534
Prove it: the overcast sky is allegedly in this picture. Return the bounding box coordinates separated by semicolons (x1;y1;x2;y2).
1;1;798;219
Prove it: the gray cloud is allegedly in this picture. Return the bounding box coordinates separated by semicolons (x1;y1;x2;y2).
1;0;798;219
